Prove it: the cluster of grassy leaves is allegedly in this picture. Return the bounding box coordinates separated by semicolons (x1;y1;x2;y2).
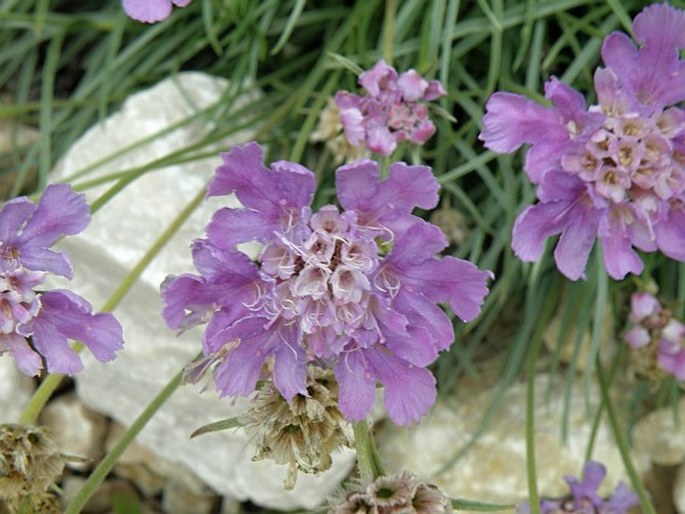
2;0;685;512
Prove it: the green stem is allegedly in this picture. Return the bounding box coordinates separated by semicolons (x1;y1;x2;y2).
19;373;65;425
382;0;396;65
63;366;185;514
524;316;545;514
353;419;384;483
379;155;391;179
18;185;206;425
596;357;656;514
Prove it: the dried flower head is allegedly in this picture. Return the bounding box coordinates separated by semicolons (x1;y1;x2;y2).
480;4;685;281
330;471;452;513
0;184;124;376
240;366;353;489
162;142;492;426
335;60;446;156
429;206;469;247
517;461;637;514
311;98;370;163
0;424;63;512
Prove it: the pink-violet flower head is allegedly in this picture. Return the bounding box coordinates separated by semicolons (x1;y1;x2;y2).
335;60;447;156
0;184;124;376
122;0;192;23
161;142;492;426
624;290;685;381
517;461;637;514
479;3;685;281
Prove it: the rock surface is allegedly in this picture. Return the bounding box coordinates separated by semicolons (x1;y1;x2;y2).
39;393;108;470
378;375;648;511
0;358;35;424
47;72;355;509
634;398;685;467
634;397;685;513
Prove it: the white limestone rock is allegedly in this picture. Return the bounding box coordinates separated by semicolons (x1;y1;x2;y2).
633;397;685;467
47;72;355;510
633;398;685;513
378;375;648;511
675;464;685;514
39;393;109;471
0;358;35;424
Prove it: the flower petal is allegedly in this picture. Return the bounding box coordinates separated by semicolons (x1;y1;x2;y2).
123;0;172;23
0;198;34;242
365;346;436;426
554;203;600;281
359;60;397;97
29;314;83;375
479;92;566;153
38;290;123;363
655;202;685;261
21;184;90;247
208;143;315;216
372;300;437;367
632;3;685;49
272;322;307;400
397;70;428;102
599;210;644;280
336;159;439;237
393;289;454;352
2;333;43;376
212;316;275;397
206;207;277;247
335;350;376;422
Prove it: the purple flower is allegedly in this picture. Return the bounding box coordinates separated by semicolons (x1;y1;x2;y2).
122;0;192;23
623;291;685;381
517;461;638;514
479;4;685;280
162;142;492;425
0;184;124;376
657;318;685;379
335;60;447;156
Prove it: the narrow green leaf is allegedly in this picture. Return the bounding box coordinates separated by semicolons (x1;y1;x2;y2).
270;0;306;55
190;417;242;439
451;498;516;512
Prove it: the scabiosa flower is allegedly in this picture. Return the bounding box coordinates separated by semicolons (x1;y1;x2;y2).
517;461;638;514
122;0;192;23
161;142;491;426
240;366;354;489
329;470;452;513
479;3;685;280
624;291;685;381
0;184;124;376
335;60;447;156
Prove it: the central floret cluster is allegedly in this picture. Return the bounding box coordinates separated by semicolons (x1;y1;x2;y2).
260;206;379;345
162;142;491;425
564;101;684;206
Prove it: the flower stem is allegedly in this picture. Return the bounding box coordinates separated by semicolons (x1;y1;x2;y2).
596;357;656;514
382;0;396;65
353;419;384;483
19;372;68;425
63;365;185;514
379;155;391;179
18;185;206;425
525;332;543;514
